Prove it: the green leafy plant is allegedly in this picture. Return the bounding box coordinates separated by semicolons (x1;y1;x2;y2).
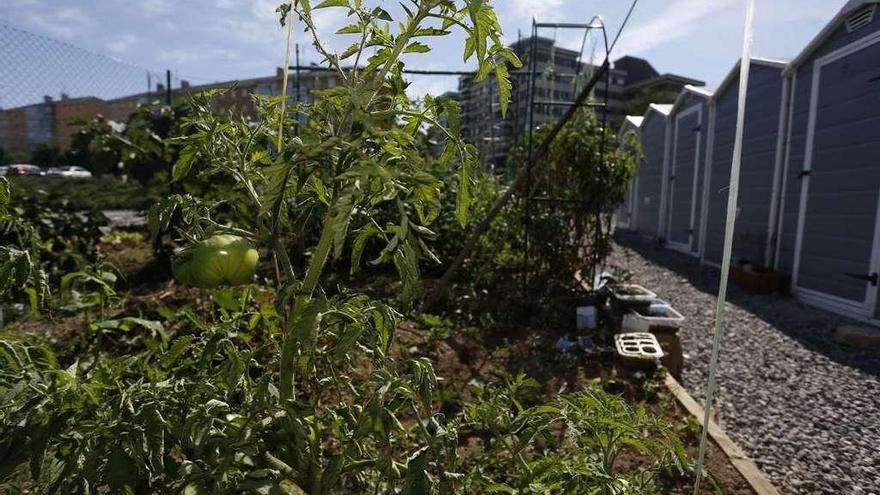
8;176;164;211
1;1;522;492
71;101;191;182
0;3;697;494
458;376;688;494
0;177;110;317
504;110;640;296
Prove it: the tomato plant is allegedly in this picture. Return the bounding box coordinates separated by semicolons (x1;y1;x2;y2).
3;0;525;492
504;110;640;297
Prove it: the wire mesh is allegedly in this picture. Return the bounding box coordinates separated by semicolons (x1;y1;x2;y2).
0;22;160;110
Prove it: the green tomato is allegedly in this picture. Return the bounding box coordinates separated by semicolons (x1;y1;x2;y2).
172;235;259;288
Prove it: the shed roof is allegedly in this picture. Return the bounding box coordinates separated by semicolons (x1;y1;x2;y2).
641;104;673;127
618;115;644;138
710;57;787;102
784;0;880;75
625;115;644;128
669;85;713;115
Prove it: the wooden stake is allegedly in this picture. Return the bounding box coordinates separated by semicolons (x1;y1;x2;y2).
277;0;296;152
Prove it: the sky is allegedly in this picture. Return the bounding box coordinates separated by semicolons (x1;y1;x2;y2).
0;0;847;106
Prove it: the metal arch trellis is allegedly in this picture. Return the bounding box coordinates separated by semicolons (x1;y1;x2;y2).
521;17;612;300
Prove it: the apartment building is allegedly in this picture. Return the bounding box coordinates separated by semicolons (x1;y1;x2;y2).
0;66;343;157
457;37;704;172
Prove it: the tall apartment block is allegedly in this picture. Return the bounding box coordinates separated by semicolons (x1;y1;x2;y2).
458;36;704;172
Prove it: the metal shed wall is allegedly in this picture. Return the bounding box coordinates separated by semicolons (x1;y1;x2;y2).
702;63;785;267
776;1;880;321
616;117;642;230
633;109;669;239
666;90;711;255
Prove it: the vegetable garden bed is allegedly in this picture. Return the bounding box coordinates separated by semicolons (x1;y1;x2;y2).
0;231;762;494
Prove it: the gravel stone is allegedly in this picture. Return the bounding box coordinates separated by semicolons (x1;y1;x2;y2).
102;210;147;229
608;233;880;495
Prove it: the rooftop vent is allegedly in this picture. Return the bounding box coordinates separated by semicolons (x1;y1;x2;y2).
846;4;876;33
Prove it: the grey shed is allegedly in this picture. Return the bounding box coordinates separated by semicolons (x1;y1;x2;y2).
699;58;788;268
632;104;672;240
616;115;644;230
664;85;713;256
774;0;880;322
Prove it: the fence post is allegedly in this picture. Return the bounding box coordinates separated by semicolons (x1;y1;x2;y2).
165;69;172;106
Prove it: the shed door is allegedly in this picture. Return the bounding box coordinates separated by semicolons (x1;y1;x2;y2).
794;36;880;318
667;105;702;252
616;182;635;228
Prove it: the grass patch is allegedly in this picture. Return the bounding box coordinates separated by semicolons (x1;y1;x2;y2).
9;176;165;211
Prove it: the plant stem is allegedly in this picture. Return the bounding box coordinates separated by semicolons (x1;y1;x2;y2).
367;7;427;104
300;212;335;298
278;209;336;401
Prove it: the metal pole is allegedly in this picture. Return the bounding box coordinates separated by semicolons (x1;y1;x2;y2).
295;44;301;104
523;20;538;301
595;27;611;282
295;44;301;134
488;77;495;170
165;69;172;105
164;69;173;194
285;65;585;77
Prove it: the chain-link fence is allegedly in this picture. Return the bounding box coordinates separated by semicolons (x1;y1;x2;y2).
0;22;162;110
0;22;171;161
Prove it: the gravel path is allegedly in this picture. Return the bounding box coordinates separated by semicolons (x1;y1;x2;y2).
608;233;880;495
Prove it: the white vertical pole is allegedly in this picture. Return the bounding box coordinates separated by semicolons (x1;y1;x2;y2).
693;0;755;493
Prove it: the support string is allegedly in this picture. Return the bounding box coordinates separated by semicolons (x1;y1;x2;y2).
693;0;755;492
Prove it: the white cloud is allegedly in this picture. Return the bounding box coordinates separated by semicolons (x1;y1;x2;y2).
216;0;291;45
213;47;243;60
141;0;172;17
219;18;274;44
156;48;201;65
508;0;566;21
758;1;840;24
406;74;458;99
25;6;89;38
107;34;138;53
613;0;738;56
251;0;283;21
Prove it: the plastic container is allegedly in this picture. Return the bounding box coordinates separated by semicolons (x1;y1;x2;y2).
576;305;597;330
648;298;671;312
611;284;657;306
556;337;576;351
621;303;685;333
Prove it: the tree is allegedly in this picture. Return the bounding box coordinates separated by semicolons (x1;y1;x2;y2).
624;87;679;118
30;143;61;167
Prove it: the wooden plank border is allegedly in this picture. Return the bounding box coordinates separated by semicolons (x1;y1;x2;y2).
664;374;780;495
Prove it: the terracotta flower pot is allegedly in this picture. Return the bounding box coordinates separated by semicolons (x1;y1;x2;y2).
730;263;780;294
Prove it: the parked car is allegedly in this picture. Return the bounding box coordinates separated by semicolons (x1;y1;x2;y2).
47;166;92;178
0;166;8;176
6;164;44;176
